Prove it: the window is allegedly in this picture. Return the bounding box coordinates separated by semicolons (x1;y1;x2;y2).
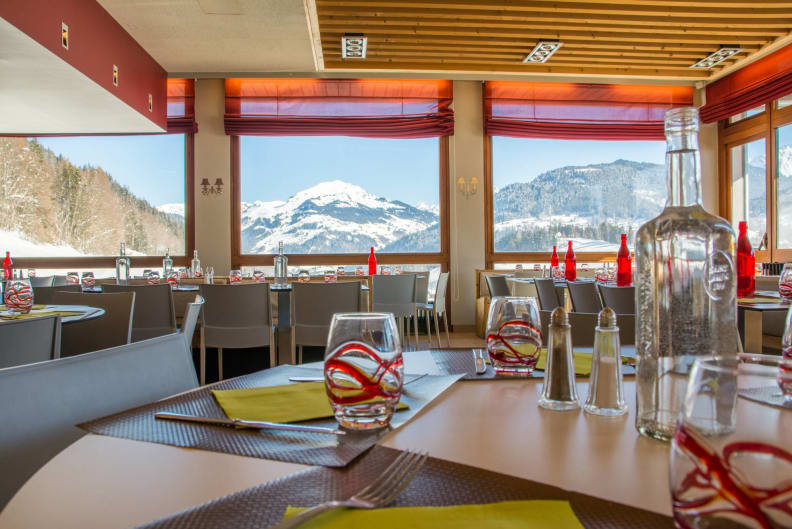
489;137;665;256
777;122;792;248
728;105;766;124
729;138;766;247
778;95;792;110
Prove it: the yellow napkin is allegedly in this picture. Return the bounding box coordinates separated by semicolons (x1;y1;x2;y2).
284;500;584;529
0;304;47;310
0;310;82;320
738;296;782;304
212;382;407;424
534;350;633;376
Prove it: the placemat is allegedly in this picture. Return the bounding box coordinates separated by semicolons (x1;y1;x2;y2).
136;445;672;529
80;365;462;468
739;386;792;410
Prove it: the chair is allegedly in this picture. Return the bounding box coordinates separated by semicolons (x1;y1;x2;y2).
291;282;361;364
567;281;603;314
50;291;135;357
181;295;204;353
484;275;511;298
0;332;198;510
0;315;61;368
372;275;417;350
102;284;177;342
598;285;636;315
535;278;562;311
198;283;274;384
29;276;54;288
417;272;451;348
539;311;635;347
32;284;81;305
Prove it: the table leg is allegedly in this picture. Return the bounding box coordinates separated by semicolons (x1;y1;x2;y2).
743;310;764;355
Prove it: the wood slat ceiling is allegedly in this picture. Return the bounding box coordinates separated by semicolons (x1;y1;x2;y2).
315;0;792;81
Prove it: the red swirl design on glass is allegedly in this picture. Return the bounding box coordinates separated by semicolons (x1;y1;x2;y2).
779;345;792;398
779;282;792;301
324;341;403;405
4;282;33;312
486;319;542;366
673;424;792;529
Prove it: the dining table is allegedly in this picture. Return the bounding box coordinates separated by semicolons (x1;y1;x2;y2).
737;291;790;354
0;304;105;325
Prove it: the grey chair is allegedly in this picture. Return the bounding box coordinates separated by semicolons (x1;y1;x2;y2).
485;275;511;298
50;291;135;357
292;282;362;364
29;276;54;288
372;274;417;350
32;284;81;305
181;295;204;353
0;332;198;510
52;275;68;287
0;315;61;368
598;285;636;315
539;311;635;347
567;281;603;314
102;284;177;342
198;283;274;384
535;278;562;311
417;271;451;348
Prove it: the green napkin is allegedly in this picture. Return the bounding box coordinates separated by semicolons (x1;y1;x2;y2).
212;382;407;424
284;500;584;529
0;310;82;320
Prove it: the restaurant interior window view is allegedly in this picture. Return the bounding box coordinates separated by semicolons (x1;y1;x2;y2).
1;2;791;528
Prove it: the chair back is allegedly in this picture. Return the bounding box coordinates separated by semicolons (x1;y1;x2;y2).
434;272;449;315
52;275;68;287
539;311;635;347
414;274;429;304
484;275;511;298
51;291;135;357
29;276;54;288
293;282;361;346
102;284;177;341
567;281;603;313
0;315;61;368
598;285;636;315
427;267;441;299
181;295;204;350
534;278;561;310
755;275;780;292
0;332;198;510
198;283;273;348
372;275;416;318
32;284;81;305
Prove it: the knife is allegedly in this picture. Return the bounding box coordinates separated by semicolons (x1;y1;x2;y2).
154;412;346;436
473;349;487;375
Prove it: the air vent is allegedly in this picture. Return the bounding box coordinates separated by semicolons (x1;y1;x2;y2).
690;48;742;69
341;34;367;59
523;41;562;63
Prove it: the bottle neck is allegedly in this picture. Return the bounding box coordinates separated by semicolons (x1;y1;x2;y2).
665;130;702;207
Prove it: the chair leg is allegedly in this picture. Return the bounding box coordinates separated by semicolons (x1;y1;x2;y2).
413;314;419;350
425;309;433;348
218;347;224;381
199;327;206;385
298;345;303;365
397;317;404;347
442;311;451;348
433;310;442;349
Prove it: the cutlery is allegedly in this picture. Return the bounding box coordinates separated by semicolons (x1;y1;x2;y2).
154;412;345;436
289;373;429;385
270;449;428;529
473;349;487;375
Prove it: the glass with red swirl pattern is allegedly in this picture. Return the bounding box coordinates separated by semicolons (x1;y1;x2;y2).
669;356;792;529
485;297;543;377
779;264;792;302
4;279;34;314
324;313;403;430
780;305;792;400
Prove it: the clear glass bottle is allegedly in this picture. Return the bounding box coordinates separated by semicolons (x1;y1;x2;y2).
190;250;201;277
635;107;738;442
273;241;288;286
584;308;627;416
115;242;130;284
162;247;173;277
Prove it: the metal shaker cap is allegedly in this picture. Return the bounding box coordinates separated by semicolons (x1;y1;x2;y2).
550;306;568;326
598;307;617;328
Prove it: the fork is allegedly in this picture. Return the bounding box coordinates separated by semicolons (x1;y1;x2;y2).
269;449;428;529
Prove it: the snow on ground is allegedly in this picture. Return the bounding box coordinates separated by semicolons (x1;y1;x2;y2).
157;203;185;217
0;230;85;257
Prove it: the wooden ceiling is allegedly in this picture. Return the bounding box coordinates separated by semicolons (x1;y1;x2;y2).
315;0;792;81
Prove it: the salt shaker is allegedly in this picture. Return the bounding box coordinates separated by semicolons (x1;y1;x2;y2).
584;308;628;416
538;307;580;411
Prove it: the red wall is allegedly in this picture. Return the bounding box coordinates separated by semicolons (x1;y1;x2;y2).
0;0;168;131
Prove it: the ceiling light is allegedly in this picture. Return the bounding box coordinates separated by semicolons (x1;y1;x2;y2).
523;41;562;64
690;47;742;69
341;34;367;59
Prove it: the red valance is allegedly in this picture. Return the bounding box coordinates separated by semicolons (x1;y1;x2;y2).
701;43;792;123
167;79;198;134
485;81;694;141
224;78;453;138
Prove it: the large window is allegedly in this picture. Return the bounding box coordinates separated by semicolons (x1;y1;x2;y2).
0;135;188;262
729;138;766;247
488;137;665;258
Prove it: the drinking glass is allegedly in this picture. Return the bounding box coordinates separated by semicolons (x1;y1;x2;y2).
298;270;310;283
66;271;79;285
166;270;180;287
779;263;792;301
515;264;523;271
253;270;266;283
485;297;543;376
81;272;95;289
669;355;792;529
229;270;242;284
324;269;337;283
336;266;345;277
27;269;36;278
394;266;402;275
147;271;160;285
3;278;33;314
355;266;364;276
324;313;403;430
381;266;391;275
205;266;214;285
780;305;792;399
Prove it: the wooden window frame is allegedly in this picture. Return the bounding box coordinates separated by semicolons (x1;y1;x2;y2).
14;133;196;270
718;99;792;263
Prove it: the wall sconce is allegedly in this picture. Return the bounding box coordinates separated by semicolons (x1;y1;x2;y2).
201;178;224;196
456;176;478;198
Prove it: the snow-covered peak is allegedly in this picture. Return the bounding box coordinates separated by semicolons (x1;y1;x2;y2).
416;201;439;215
157;203;185;217
285;180;389;209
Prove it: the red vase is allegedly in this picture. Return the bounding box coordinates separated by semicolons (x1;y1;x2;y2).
2;251;12;281
367;247;377;276
736;221;755;297
616;234;632;287
564;241;576;281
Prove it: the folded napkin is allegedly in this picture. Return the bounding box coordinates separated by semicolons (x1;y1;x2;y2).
535;350;632;376
738;296;785;304
284;500;584;529
0;310;82;320
0;304;47;310
212;381;407;424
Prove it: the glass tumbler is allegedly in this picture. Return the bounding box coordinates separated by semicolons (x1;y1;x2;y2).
81;272;95;289
3;279;34;314
485;296;543;376
66;271;79;285
324;313;403;430
779;263;792;301
147;271;160;285
229;270;242;284
253;270;266;283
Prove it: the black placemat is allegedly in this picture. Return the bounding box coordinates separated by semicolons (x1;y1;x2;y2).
79;365;462;468
739;386;792;410
136;445;672;529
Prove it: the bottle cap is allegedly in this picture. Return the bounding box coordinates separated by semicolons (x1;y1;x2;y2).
598;307;617;328
550;306;568;326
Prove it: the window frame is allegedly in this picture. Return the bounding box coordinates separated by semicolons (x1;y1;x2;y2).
12;133;196;270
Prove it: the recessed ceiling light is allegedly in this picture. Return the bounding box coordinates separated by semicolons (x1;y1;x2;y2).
522;41;562;64
690;47;742;69
341;34;367;59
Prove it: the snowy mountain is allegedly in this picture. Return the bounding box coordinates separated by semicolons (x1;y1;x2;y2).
157;203;186;225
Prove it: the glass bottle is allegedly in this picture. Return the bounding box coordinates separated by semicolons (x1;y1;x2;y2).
162;247;173;277
736;221;755;298
115;243;130;284
3;251;13;281
368;247;377;276
564;241;576;281
616;234;632;287
273;241;288;286
191;250;201;277
550;245;559;278
635;107;738;442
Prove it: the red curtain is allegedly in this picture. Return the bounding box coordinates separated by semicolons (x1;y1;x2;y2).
701;43;792;123
485;81;694;140
224;78;454;138
167;79;198;134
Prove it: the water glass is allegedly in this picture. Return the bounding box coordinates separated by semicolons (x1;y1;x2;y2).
669;355;792;528
229;270;242;284
27;269;36;278
324;313;403;430
336;266;345;277
779;305;792;399
253;270;266;283
3;279;33;314
66;271;79;285
81;272;95;289
324;269;337;283
298;270;310;283
205;266;214;285
394;266;402;275
779;263;792;301
515;264;523;271
147;271;160;285
166;270;180;287
355;266;364;276
381;266;391;275
485;297;543;376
